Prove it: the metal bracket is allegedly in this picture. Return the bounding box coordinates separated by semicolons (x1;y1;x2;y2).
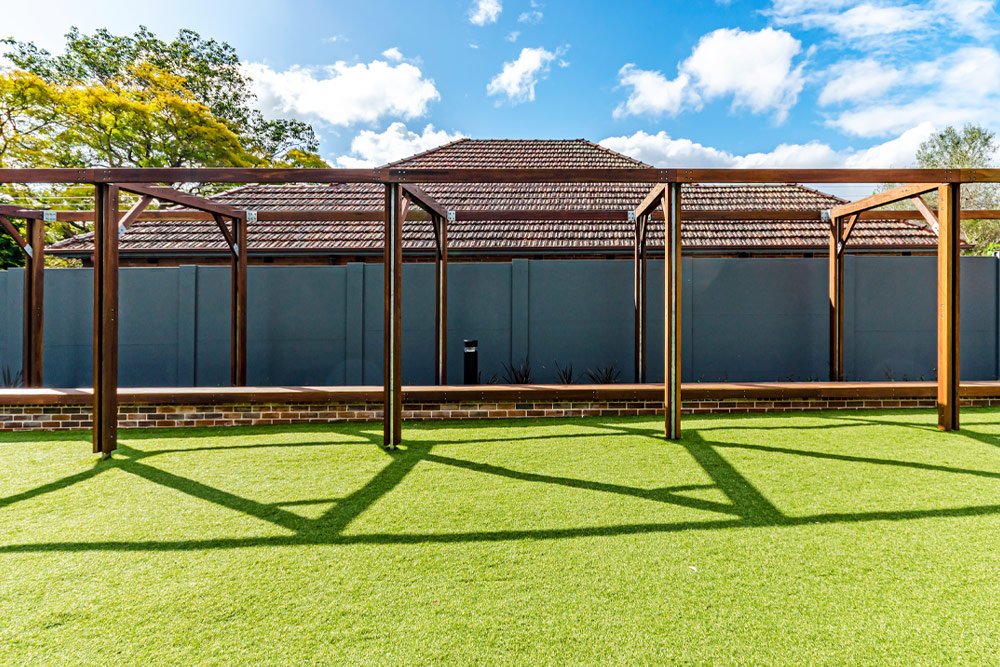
820;210;832;223
627;211;637;223
42;210;56;223
245;210;257;223
446;210;456;223
233;243;240;255
23;245;33;258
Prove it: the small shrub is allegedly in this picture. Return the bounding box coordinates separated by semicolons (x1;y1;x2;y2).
1;366;24;388
585;362;621;384
475;371;501;384
502;358;533;384
554;362;578;384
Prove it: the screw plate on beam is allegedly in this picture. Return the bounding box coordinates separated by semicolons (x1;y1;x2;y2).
42;210;56;223
245;210;258;223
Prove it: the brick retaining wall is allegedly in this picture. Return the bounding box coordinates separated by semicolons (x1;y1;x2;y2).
3;394;1000;432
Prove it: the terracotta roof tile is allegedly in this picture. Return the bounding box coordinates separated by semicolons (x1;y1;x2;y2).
51;139;939;256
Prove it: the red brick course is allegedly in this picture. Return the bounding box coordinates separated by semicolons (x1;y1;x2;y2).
2;396;1000;432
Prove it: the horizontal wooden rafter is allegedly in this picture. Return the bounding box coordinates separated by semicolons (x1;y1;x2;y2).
40;207;1000;224
831;183;941;219
0;167;999;185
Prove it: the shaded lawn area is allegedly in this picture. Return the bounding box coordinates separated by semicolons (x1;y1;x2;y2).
1;410;998;665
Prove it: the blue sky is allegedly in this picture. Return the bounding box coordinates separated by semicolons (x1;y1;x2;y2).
3;0;999;188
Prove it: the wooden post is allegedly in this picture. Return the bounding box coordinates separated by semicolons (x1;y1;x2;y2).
23;217;44;387
664;184;682;440
92;184;119;456
434;213;448;385
633;213;647;383
384;183;403;447
230;215;248;386
829;215;845;381
937;183;961;431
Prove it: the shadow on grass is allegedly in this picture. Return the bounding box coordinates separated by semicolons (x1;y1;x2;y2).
1;414;998;554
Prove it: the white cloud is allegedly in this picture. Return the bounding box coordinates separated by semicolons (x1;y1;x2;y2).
381;47;403;62
614;28;806;122
335;123;465;167
819;59;903;105
469;0;502;25
507;31;521;42
243;58;439;127
518;1;544;24
824;47;1000;136
769;0;998;43
599;124;936;170
613;67;696;118
487;46;561;103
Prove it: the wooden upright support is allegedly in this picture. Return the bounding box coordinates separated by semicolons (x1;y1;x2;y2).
664;183;682;440
828;215;845;381
23;217;45;387
384;183;403;447
633;213;648;383
92;184;119;456
230;215;248;386
434;212;449;385
937;183;961;431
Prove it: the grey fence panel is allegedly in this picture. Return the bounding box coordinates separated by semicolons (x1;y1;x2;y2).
118;268;183;387
43;268;92;387
688;258;827;382
446;262;513;383
247;266;349;386
194;266;231;386
527;259;634;383
959;257;998;380
1;255;999;388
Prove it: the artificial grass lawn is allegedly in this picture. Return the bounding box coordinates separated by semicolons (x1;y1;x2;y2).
1;410;998;665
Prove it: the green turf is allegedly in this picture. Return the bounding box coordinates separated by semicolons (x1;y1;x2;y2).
0;410;998;665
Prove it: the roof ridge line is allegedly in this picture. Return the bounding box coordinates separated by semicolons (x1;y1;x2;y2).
383;136;471;168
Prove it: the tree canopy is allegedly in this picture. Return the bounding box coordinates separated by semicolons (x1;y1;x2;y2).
0;27;329;267
914;124;1000;254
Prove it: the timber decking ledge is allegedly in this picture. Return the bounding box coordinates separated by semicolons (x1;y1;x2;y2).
2;381;1000;407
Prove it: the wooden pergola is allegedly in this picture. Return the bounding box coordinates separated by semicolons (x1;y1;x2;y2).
1;166;998;454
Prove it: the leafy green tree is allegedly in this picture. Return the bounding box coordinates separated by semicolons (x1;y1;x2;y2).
0;27;329;267
877;124;999;255
3;27;322;165
915;124;1000;254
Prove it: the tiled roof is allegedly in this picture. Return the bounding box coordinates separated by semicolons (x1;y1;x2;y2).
50;139;938;256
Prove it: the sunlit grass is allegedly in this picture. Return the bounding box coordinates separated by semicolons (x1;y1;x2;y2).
1;409;998;664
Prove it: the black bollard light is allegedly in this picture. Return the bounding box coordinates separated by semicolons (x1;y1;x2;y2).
464;339;478;384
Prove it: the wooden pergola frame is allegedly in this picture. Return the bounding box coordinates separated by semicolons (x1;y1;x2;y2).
1;166;998;455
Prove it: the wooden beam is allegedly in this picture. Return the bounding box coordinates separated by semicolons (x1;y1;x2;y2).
634;213;648;383
434;213;449;385
664;184;682;440
937;184;961;431
117;183;244;219
634;184;667;220
402;184;449;221
92;184;119;457
117;195;154;232
0;166;999;185
830;183;941;219
829;216;845;381
43;207;1000;224
230;215;248;386
0;215;29;252
212;213;237;252
911;196;940;233
383;183;403;448
839;213;860;245
23;218;45;387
